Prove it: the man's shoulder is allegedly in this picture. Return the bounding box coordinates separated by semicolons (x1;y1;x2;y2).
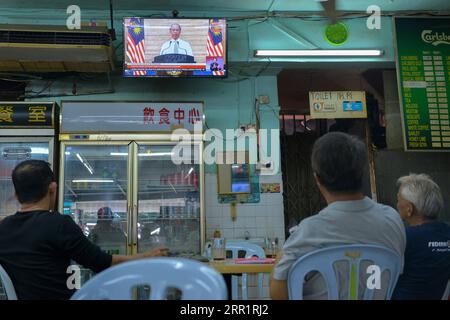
370;201;403;223
296;210;327;228
160;40;171;47
370;200;396;213
308;199;403;226
33;211;74;225
0;211;74;234
179;39;191;45
39;211;68;218
407;221;450;237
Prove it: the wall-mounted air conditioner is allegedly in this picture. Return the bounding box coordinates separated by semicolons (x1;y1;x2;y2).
0;24;115;73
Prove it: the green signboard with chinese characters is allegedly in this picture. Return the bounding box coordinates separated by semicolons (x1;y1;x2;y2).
0;102;55;128
394;17;450;151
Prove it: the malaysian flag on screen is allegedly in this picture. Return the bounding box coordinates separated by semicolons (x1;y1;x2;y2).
126;18;146;76
207;19;225;76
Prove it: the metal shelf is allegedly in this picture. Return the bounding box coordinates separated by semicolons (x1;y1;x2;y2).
65;184;199;196
140;217;200;221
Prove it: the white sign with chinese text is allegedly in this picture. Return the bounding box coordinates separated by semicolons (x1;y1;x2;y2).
61;101;203;133
309;91;367;119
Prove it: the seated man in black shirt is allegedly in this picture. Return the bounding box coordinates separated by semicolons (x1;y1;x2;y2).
0;160;168;300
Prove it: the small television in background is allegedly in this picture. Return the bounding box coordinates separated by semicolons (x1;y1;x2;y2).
123;18;227;78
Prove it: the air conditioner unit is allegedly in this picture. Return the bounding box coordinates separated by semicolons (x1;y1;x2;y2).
0;24;115;73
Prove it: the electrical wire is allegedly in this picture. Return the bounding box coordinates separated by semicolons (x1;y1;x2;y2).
259;104;280;120
219;69;251;82
23;80;54;97
225;10;450;24
204;120;246;141
255;58;271;78
267;0;277;13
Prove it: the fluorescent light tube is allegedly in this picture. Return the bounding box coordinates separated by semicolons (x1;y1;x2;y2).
30;147;49;154
110;152;174;157
255;50;384;57
150;227;161;235
76;153;94;175
72;179;114;183
138;152;174;157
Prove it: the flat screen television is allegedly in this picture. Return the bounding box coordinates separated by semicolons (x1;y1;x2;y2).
123;18;227;78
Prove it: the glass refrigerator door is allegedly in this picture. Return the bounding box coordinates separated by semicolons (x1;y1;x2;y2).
0;138;53;221
136;144;201;256
61;144;130;256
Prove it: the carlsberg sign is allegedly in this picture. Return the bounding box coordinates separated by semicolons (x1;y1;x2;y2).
421;30;450;46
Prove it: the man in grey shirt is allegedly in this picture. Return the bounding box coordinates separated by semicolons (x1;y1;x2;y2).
270;132;406;299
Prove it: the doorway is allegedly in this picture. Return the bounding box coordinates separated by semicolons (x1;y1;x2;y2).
280;113;327;237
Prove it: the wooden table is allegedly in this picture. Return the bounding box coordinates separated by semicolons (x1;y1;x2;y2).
208;259;274;299
208;259;274;274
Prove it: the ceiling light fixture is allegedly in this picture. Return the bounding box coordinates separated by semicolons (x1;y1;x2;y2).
138;152;174;157
72;179;114;183
254;49;384;57
30;147;49;154
109;152;174;157
76;153;94;175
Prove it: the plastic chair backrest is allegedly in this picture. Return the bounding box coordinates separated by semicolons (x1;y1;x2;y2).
0;264;17;300
288;244;401;300
226;241;266;259
226;241;266;300
71;257;227;300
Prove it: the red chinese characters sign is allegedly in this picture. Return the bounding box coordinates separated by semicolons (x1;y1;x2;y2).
141;104;203;131
60;102;203;133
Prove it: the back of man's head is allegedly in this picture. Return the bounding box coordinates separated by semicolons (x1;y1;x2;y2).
311;132;367;193
12;160;55;204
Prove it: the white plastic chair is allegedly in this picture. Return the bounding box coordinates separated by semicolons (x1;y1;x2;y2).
0;264;17;300
226;241;266;300
71;257;227;300
288;244;402;300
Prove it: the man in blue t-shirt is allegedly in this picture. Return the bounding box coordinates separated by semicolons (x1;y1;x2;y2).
392;174;450;300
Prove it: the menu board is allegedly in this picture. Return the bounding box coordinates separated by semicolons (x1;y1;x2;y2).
394;17;450;151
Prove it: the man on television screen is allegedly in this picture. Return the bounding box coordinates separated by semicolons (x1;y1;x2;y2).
159;23;193;57
210;58;221;71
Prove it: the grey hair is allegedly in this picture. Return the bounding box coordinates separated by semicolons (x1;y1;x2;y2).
397;173;443;220
170;23;181;30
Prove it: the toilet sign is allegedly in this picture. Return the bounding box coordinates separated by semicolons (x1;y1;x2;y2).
309;91;367;119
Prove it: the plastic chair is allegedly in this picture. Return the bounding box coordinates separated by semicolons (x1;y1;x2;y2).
288;244;402;300
0;264;17;300
71;257;227;300
226;241;266;300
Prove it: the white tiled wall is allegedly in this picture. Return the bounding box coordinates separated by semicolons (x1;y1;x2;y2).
205;173;285;245
204;173;285;300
